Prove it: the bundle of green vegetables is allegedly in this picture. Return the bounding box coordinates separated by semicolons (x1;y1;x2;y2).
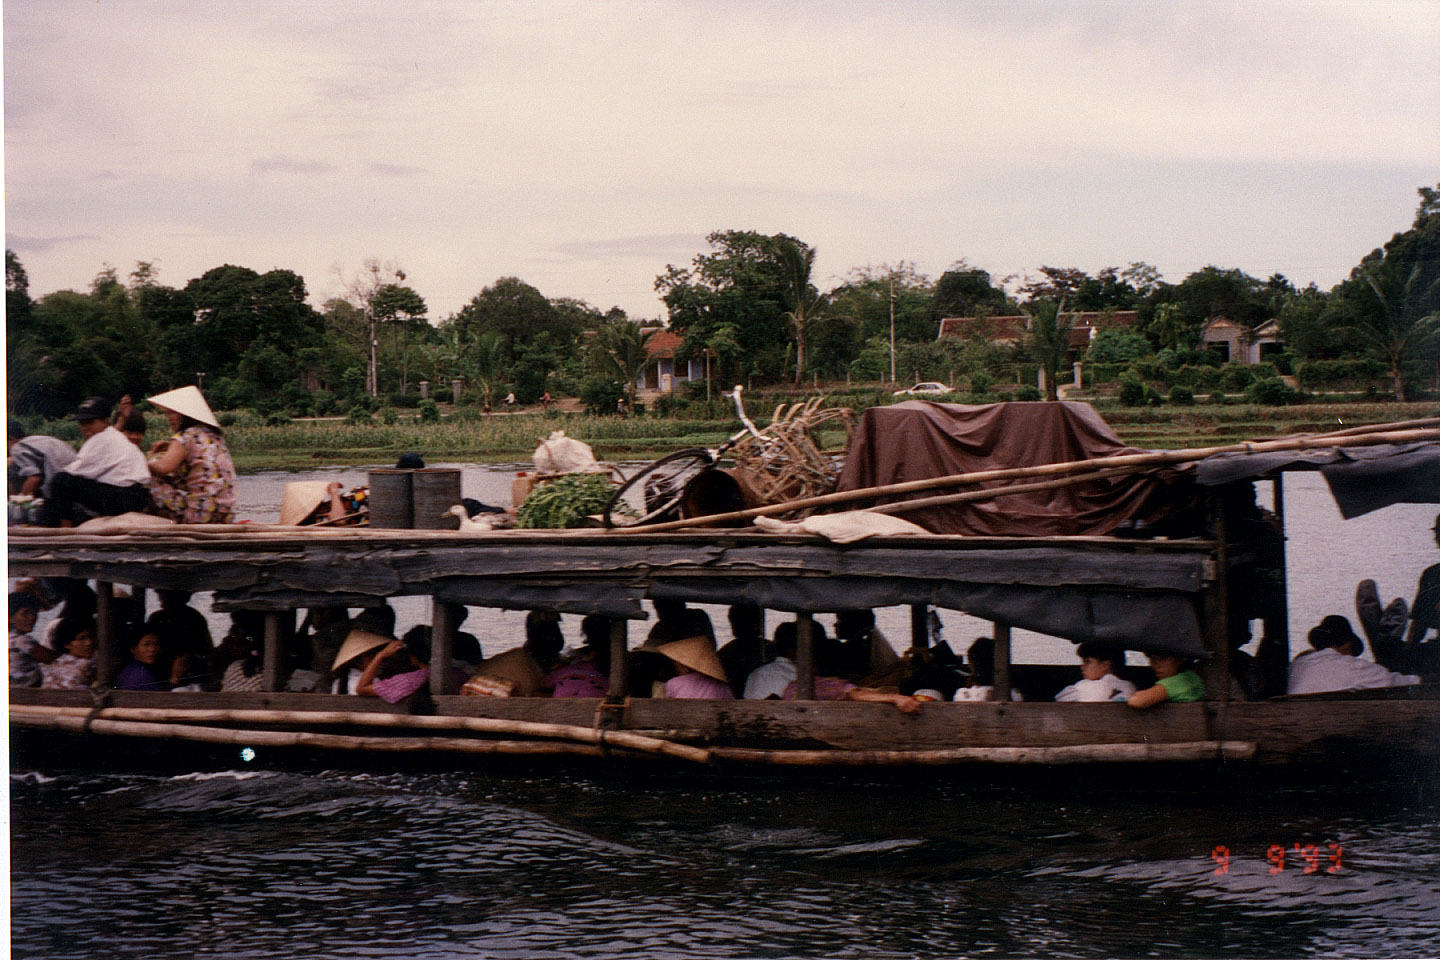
515;473;627;529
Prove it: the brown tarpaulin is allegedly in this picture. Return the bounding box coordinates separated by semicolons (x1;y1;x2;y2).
834;401;1184;536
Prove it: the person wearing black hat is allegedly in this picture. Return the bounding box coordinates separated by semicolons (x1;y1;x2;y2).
7;420;76;521
46;398;150;526
1287;614;1420;695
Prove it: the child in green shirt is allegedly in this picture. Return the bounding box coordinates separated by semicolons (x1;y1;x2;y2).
1127;652;1204;709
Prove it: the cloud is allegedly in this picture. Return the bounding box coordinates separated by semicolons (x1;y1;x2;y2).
5;234;101;253
251;156;333;175
366;163;425;178
547;234;708;263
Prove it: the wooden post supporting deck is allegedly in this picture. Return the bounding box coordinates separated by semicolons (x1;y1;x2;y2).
796;613;816;700
1260;475;1292;697
431;599;457;696
1200;495;1233;701
910;604;929;650
991;620;1012;702
262;613;283;693
607;619;629;699
95;581;116;688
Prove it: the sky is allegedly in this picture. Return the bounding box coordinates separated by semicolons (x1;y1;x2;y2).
5;0;1438;322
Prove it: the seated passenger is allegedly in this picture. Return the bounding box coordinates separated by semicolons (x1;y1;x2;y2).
357;626;467;702
46;397;150;525
116;632;169;691
743;622;799;699
952;638;1023;701
718;603;765;698
1127;652;1204;709
329;629;392;695
41;618;97;690
146;590;217;691
469;613;565;697
834;609;898;679
141;386;237;524
656;635;734;699
1055;642;1136;702
645;600;714;647
1401;515;1440;674
220;637;266;692
1288;615;1419;696
546;615;611;698
9;592;52;687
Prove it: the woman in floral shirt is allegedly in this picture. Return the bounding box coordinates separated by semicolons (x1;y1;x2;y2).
41;618;97;690
140;386;237;524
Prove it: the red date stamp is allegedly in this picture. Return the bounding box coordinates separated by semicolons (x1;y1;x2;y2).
1211;843;1342;875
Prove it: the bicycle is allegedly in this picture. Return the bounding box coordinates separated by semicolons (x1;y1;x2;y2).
602;386;770;528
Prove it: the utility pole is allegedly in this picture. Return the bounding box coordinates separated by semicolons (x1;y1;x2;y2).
367;302;378;397
888;276;897;384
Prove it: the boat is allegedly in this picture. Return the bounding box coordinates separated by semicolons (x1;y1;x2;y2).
10;403;1440;773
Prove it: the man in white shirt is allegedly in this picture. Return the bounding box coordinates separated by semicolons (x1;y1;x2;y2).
1055;642;1137;702
744;621;798;699
47;397;151;525
1288;615;1419;696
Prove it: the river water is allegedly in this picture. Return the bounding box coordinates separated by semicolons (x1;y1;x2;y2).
10;465;1440;958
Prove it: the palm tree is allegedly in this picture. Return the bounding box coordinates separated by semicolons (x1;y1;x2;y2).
1356;264;1439;402
778;239;828;385
1026;298;1072;401
590;320;651;409
466;331;507;411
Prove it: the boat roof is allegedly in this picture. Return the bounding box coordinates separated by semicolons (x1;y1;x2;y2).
1193;441;1440;518
8;528;1214;657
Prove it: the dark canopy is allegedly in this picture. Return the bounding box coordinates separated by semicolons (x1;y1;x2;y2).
1195;442;1440;518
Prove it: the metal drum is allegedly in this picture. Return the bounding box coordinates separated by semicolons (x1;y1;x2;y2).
412;468;463;530
368;468;414;529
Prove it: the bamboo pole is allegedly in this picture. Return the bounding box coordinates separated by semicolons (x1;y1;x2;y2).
708;741;1259;766
612;427;1440;534
1316;416;1440;438
11;713;608;758
10;708;1256;766
861;465;1137;517
9;704;711;763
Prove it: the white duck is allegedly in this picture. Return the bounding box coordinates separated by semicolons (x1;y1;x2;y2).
442;505;515;533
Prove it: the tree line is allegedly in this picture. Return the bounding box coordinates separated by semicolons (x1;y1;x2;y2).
7;184;1437;419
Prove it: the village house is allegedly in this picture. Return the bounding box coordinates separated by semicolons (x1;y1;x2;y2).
1198;317;1283;365
637;328;710;395
936;310;1141;354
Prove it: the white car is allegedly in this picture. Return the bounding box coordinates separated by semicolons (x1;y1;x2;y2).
893;381;952;396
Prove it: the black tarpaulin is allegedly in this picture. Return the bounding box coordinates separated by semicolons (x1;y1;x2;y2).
1194;442;1440;518
651;578;1204;656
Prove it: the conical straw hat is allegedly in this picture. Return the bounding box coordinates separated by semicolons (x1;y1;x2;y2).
655;635;728;683
332;629;392;671
146;385;220;429
279;481;333;526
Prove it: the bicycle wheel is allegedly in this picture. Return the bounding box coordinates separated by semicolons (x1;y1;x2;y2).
603;449;715;527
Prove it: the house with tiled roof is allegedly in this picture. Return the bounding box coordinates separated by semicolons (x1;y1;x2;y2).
937;310;1140;353
638;328;710;393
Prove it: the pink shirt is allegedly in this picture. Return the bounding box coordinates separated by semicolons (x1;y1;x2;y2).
664;673;735;700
